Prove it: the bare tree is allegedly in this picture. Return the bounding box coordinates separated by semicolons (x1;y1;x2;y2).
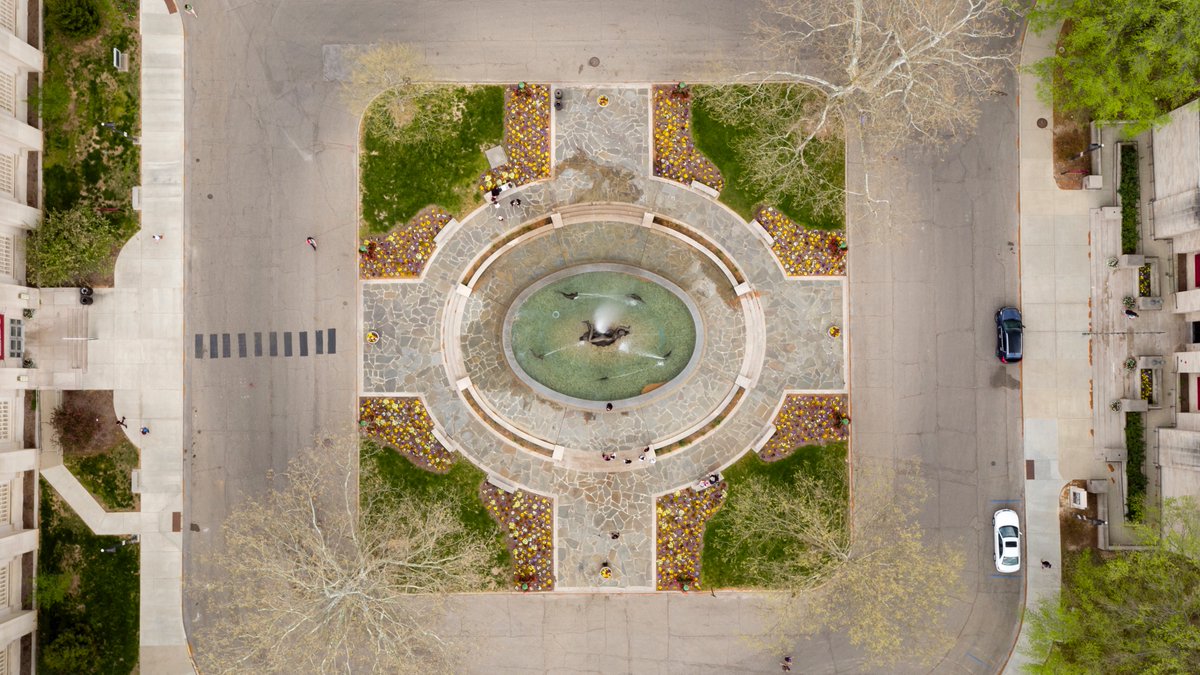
725;469;964;666
194;441;495;674
700;0;1014;215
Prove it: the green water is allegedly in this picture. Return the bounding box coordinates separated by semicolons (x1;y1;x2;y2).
509;271;698;402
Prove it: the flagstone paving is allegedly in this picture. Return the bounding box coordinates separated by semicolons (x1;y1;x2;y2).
360;87;846;589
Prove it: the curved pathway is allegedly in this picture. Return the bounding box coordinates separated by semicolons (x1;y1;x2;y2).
362;87;846;589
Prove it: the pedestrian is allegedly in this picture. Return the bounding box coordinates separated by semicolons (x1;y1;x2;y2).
602;452;613;462
152;234;163;241
610;531;620;540
510;198;522;207
1041;559;1052;569
1124;308;1139;319
116;416;128;428
605;402;613;411
182;3;197;16
624;458;633;465
497;215;505;222
140;426;150;435
781;656;793;672
306;236;317;251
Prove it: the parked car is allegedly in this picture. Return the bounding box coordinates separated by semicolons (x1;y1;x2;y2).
993;508;1022;573
996;307;1023;363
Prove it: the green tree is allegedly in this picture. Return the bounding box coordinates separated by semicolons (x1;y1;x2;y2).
1023;497;1200;673
1028;0;1200;131
27;206;118;287
49;0;102;38
42;630;100;673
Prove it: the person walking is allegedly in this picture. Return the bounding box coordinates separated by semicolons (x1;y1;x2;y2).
306;236;317;251
116;416;128;428
781;656;793;671
182;3;197;16
1041;559;1052;569
140;426;150;435
1124;308;1139;319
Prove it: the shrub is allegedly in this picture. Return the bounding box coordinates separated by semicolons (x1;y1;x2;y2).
50;0;102;38
1124;412;1147;521
1119;145;1140;255
51;399;100;451
27;206;119;287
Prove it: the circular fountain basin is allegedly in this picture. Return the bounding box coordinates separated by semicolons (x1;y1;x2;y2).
503;264;702;407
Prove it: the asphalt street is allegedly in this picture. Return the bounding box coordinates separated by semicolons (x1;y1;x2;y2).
182;1;1023;671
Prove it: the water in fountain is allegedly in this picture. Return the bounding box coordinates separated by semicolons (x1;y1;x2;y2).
509;270;698;402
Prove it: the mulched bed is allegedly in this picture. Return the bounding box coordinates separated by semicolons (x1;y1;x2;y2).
481;483;555;591
755;207;847;276
655;483;727;591
358;206;452;279
479;84;551;191
759;394;850;462
652;85;724;190
358;397;455;472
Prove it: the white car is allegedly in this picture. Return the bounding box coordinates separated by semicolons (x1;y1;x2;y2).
993;509;1022;573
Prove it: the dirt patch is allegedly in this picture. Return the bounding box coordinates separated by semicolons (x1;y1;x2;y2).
1051;22;1094;190
50;390;123;456
22;391;36;448
1059;479;1100;556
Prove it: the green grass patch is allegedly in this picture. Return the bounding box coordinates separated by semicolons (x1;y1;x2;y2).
359;86;504;234
361;439;510;571
63;438;139;511
702;442;848;588
692;95;843;230
1124;412;1147;521
41;0;141;283
37;479;139;674
1119;144;1140;255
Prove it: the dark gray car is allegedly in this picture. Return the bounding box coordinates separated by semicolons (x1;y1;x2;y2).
996;307;1023;363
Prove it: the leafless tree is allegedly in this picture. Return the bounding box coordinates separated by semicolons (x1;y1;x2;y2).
700;0;1014;216
193;441;496;674
725;467;964;666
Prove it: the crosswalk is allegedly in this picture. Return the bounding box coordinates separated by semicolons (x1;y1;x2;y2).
193;329;337;359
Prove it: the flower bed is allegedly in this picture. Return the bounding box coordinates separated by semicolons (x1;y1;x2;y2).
358;397;455;472
359;206;452;279
656;484;727;590
1119;144;1140;255
482;483;554;591
756;207;847;277
652;86;724;191
480;84;551;191
760;394;850;461
1138;264;1152;297
1140;369;1154;402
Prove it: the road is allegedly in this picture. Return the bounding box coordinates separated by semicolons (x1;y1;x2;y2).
181;1;1024;671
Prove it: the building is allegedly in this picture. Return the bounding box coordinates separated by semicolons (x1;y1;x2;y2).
0;0;43;670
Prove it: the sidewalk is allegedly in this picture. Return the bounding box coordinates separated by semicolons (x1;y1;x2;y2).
1005;23;1109;672
39;1;193;672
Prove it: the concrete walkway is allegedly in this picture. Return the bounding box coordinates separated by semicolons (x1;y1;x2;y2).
39;1;194;672
1004;23;1108;673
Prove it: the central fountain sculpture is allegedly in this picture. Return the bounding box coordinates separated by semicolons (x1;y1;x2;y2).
579;320;631;347
504;265;702;406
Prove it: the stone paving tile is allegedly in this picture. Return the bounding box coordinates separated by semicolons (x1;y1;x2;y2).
360;89;847;588
555;87;649;178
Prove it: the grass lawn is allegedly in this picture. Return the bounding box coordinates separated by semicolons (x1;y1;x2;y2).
701;442;848;588
361;440;511;573
691;96;843;230
63;438;139;511
41;0;141;284
37;479;139;674
359;86;504;235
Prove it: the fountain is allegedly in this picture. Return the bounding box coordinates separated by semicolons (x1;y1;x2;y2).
504;265;701;405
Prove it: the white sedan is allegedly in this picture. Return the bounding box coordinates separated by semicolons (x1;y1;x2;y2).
992;509;1022;573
